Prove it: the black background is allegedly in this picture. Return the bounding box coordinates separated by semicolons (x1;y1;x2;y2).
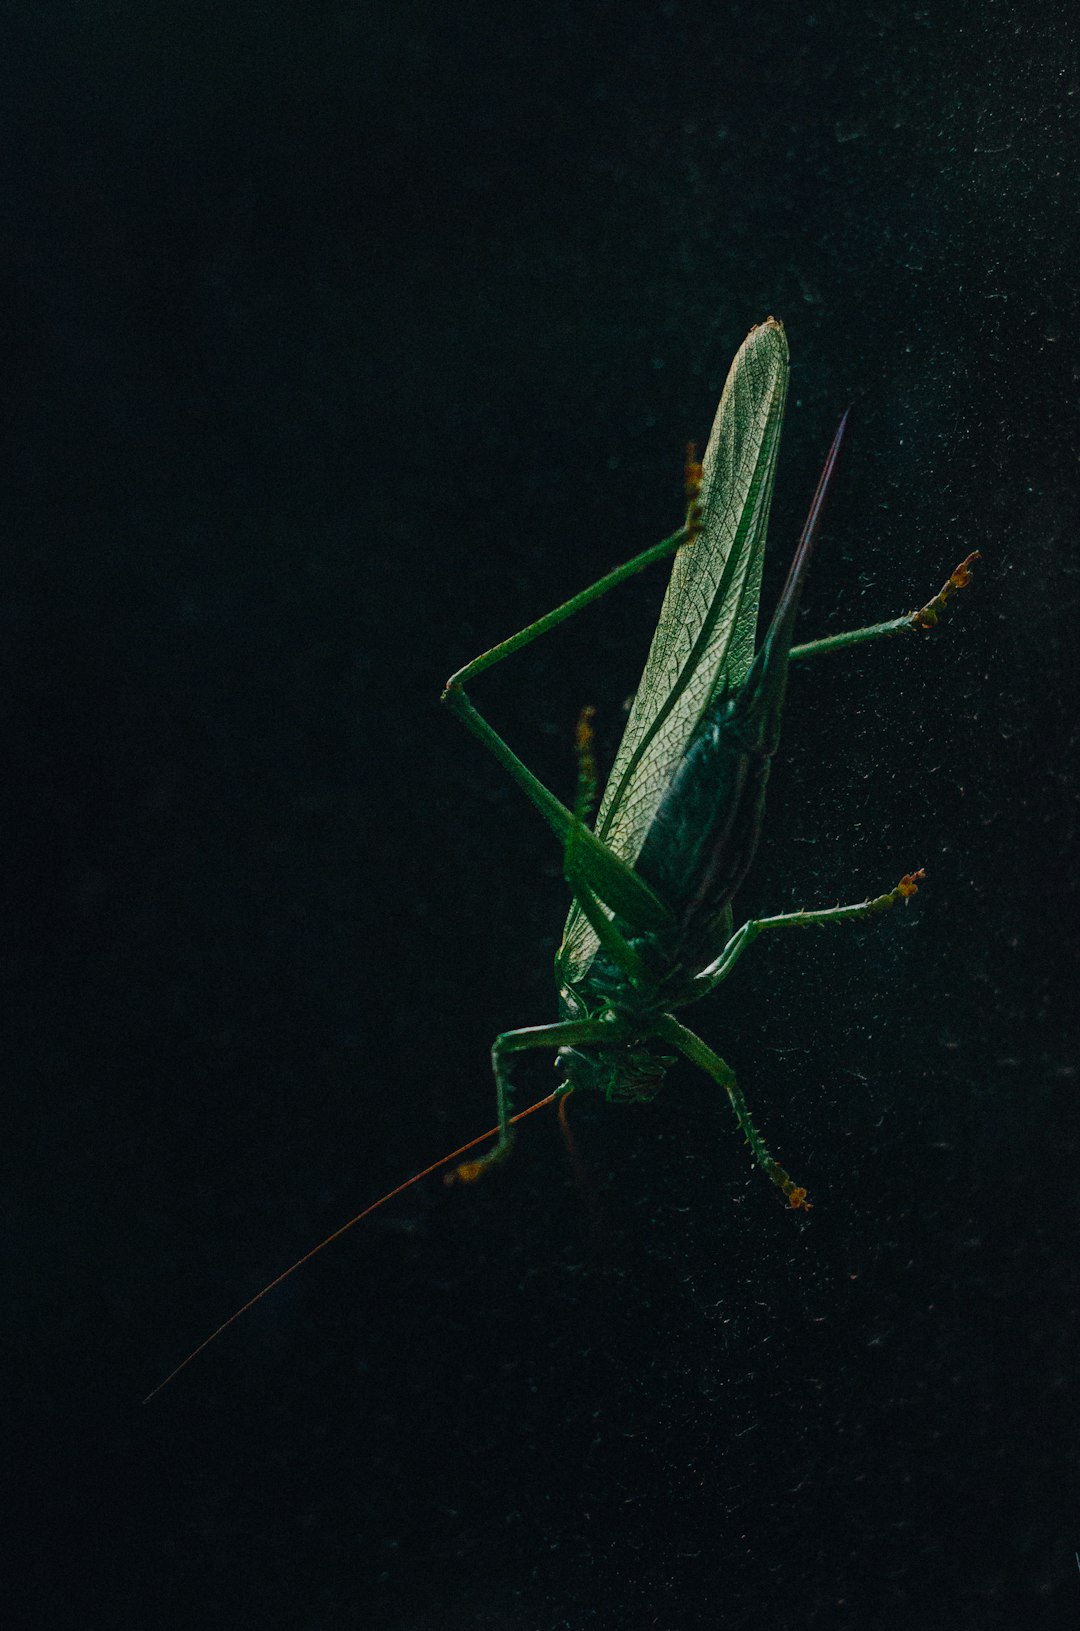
7;3;1080;1627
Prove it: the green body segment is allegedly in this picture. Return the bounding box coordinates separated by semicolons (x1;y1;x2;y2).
559;318;789;987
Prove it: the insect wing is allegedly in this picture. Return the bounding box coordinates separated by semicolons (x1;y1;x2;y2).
559;318;789;983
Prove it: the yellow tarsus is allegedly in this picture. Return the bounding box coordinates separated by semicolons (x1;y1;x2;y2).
575;703;597;762
913;550;980;629
684;442;704;539
895;867;926;901
774;1165;813;1212
574;704;599;824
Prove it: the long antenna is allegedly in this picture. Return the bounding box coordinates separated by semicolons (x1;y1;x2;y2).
144;1088;563;1402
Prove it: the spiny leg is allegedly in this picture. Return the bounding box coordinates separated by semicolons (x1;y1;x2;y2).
789;552;978;664
654;1015;811;1211
691;870;925;998
450;1018;611;1183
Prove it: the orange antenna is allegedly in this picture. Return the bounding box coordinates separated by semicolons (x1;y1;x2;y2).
557;1088;590;1194
144;1088;565;1402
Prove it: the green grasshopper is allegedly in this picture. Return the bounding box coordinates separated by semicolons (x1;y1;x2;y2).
441;315;976;1208
146;318;976;1398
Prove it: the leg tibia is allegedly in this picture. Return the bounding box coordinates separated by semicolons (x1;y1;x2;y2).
655;1016;811;1211
693;869;925;994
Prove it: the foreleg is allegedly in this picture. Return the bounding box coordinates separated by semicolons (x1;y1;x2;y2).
451;1018;611;1183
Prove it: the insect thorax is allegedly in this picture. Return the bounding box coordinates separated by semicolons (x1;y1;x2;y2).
555;1038;670;1104
557;963;673;1104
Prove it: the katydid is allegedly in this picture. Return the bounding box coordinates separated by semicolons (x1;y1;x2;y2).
441;315;975;1203
146;318;976;1399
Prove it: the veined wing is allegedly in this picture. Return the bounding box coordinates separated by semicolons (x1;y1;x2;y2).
559;318;789;983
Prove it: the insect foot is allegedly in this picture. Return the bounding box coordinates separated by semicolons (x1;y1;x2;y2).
912;552;980;630
773;1166;813;1211
894;868;926;901
445;1136;515;1186
864;868;926;914
573;705;599;823
683;442;704;540
447;1160;484;1185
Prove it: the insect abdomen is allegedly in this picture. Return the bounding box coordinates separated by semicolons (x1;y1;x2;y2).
635;696;772;969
